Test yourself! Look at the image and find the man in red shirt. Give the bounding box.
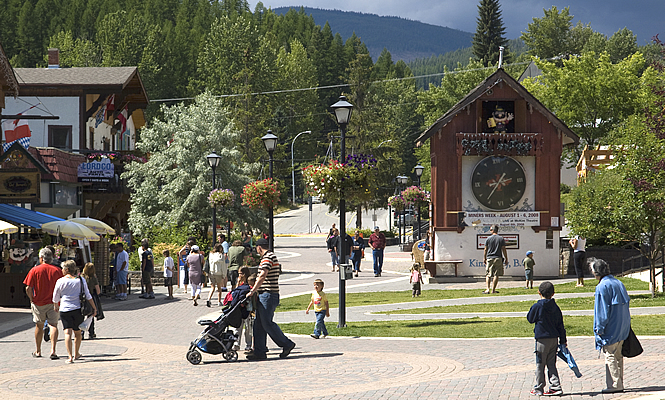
[368,226,387,277]
[23,248,63,359]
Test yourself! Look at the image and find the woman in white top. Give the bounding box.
[53,260,96,363]
[569,235,587,287]
[206,243,228,307]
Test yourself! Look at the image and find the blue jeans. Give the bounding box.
[313,311,328,337]
[372,249,384,274]
[330,251,339,266]
[352,257,361,271]
[253,292,294,356]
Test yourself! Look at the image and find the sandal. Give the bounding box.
[32,352,42,358]
[75,354,82,360]
[49,354,59,360]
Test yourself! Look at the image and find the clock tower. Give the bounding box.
[416,69,579,279]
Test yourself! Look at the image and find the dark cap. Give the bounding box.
[256,238,269,248]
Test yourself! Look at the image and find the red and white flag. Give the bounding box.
[117,105,128,133]
[2,105,36,151]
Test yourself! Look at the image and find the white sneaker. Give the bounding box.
[232,344,240,351]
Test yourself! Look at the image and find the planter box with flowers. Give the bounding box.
[302,153,378,205]
[241,178,281,210]
[208,188,235,209]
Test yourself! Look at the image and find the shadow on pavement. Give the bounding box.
[404,319,499,328]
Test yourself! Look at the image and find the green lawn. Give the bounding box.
[280,314,665,338]
[376,293,665,314]
[276,277,649,312]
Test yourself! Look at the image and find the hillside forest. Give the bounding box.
[0,0,662,213]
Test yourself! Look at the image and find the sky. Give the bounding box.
[251,0,664,44]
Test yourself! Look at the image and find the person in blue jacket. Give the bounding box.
[590,258,631,394]
[526,281,566,396]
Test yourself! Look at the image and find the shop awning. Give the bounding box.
[0,204,64,229]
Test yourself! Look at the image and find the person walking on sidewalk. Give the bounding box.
[590,258,631,394]
[227,240,246,290]
[24,248,62,359]
[483,225,508,294]
[206,243,227,307]
[351,230,365,277]
[187,245,204,306]
[368,226,386,277]
[526,281,566,396]
[81,262,101,339]
[306,279,329,339]
[246,238,296,361]
[570,236,587,287]
[139,240,155,299]
[327,228,340,272]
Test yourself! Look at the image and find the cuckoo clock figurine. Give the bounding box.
[487,105,514,133]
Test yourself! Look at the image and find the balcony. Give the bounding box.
[455,132,543,157]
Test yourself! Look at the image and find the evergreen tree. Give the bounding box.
[471,0,509,67]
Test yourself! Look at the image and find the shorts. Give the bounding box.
[31,303,59,326]
[209,274,225,286]
[60,309,84,331]
[228,269,239,287]
[485,258,504,277]
[141,270,153,284]
[163,276,173,287]
[116,269,128,285]
[525,269,534,281]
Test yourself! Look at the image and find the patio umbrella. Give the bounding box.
[69,217,116,235]
[41,220,100,241]
[0,220,18,234]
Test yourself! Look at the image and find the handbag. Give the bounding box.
[79,277,94,317]
[622,327,643,358]
[92,291,105,320]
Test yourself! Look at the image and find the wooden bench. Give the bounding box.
[424,260,464,277]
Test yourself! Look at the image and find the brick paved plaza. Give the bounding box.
[1,237,664,400]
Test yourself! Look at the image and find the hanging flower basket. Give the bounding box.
[388,195,406,211]
[401,186,430,208]
[241,178,281,210]
[208,188,235,209]
[302,153,378,204]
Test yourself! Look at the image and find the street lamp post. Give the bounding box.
[414,164,425,241]
[291,130,311,205]
[397,175,408,245]
[261,130,278,252]
[331,95,353,328]
[206,151,222,246]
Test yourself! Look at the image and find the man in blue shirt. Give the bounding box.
[590,258,630,394]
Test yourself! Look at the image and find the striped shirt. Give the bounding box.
[258,251,281,293]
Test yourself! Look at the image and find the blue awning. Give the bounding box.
[0,204,64,229]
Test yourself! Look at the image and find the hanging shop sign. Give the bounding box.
[78,159,114,183]
[0,171,40,202]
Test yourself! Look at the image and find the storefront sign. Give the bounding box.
[477,234,520,250]
[78,159,114,183]
[0,171,40,202]
[464,211,540,227]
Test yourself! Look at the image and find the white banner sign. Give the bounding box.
[464,211,540,227]
[77,159,114,182]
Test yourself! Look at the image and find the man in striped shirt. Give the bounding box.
[246,238,296,360]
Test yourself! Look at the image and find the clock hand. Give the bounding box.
[487,173,506,200]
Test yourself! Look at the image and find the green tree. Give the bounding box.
[123,92,264,238]
[13,1,43,67]
[522,52,646,157]
[46,31,100,67]
[608,28,638,63]
[521,6,574,59]
[471,0,509,67]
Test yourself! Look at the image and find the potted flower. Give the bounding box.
[208,188,235,209]
[388,195,406,211]
[302,153,378,205]
[241,178,281,210]
[401,186,429,208]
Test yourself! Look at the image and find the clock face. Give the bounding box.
[471,156,526,210]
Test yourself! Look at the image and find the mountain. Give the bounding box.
[272,7,473,63]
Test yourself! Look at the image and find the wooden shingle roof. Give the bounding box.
[415,68,579,147]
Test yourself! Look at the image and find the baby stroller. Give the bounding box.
[186,295,247,365]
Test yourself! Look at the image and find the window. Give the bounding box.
[48,125,72,149]
[89,127,95,151]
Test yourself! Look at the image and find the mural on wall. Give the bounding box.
[5,239,39,273]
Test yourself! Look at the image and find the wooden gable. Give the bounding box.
[0,142,48,203]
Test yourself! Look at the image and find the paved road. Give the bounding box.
[275,204,392,234]
[1,236,663,400]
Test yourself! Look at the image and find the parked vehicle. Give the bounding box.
[395,210,416,227]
